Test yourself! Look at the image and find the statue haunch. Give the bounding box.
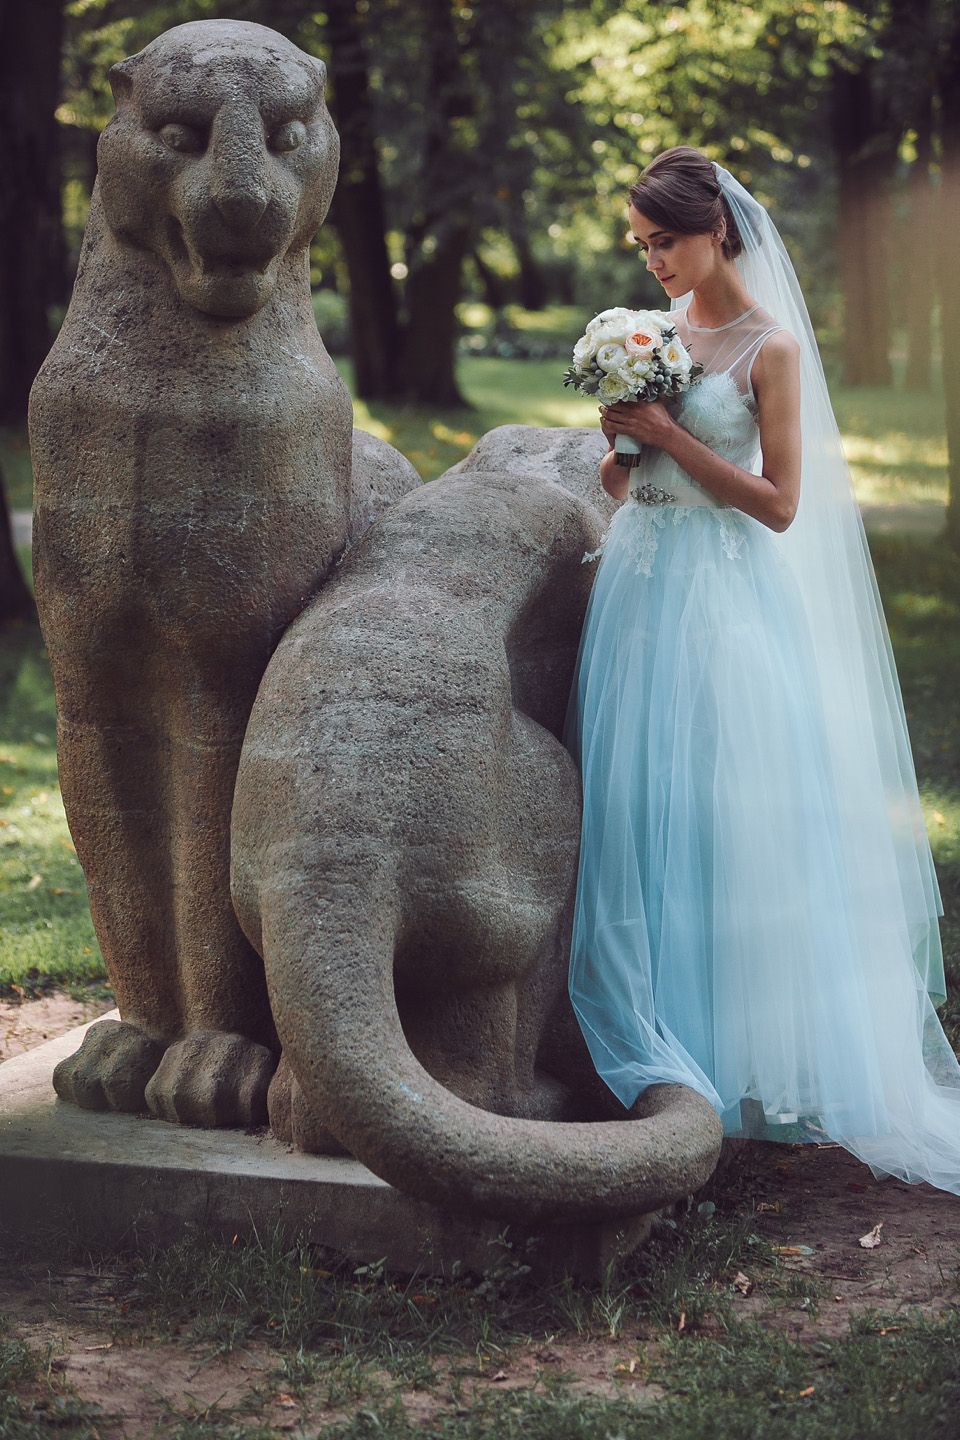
[29,20,417,1124]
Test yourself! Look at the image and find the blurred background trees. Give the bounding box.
[1,0,959,552]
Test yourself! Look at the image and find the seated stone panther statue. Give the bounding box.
[30,19,418,1123]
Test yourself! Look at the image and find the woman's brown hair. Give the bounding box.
[629,147,743,260]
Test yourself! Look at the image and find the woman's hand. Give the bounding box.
[599,398,678,450]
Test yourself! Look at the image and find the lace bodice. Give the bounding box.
[602,305,784,577]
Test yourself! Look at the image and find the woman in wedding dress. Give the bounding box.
[567,146,960,1192]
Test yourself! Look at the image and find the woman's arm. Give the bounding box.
[599,331,803,532]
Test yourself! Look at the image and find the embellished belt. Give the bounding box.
[631,482,728,509]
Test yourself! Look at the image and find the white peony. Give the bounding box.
[572,333,598,364]
[588,306,637,332]
[597,372,632,403]
[619,355,654,386]
[631,309,669,337]
[595,342,630,372]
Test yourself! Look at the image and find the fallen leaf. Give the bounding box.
[859,1222,883,1249]
[799,1386,815,1397]
[677,1311,686,1333]
[83,1344,113,1352]
[491,1370,509,1382]
[933,810,945,824]
[733,1271,754,1295]
[26,875,41,890]
[772,1245,816,1256]
[756,1201,781,1214]
[834,1295,844,1303]
[276,1394,297,1408]
[846,1182,869,1192]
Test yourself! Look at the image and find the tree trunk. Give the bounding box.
[401,226,470,406]
[938,18,960,548]
[0,0,65,424]
[831,63,896,387]
[0,479,36,627]
[324,0,404,401]
[510,227,548,313]
[904,99,934,393]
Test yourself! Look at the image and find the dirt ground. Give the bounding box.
[0,988,115,1062]
[2,992,959,1434]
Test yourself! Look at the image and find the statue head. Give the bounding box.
[97,20,339,319]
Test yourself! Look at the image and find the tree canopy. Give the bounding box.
[2,0,959,550]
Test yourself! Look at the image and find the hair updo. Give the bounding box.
[628,147,743,261]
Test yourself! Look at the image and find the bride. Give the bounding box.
[567,146,960,1192]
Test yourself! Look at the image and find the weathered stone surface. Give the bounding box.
[232,466,722,1224]
[145,1031,276,1127]
[53,1020,165,1113]
[3,1021,659,1282]
[447,423,615,524]
[29,20,415,1121]
[349,429,422,545]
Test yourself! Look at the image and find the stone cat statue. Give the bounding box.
[232,462,722,1223]
[30,19,417,1123]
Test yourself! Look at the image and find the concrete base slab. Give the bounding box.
[0,1016,653,1279]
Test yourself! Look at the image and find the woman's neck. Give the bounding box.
[685,270,755,329]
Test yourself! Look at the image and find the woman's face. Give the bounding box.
[628,205,723,298]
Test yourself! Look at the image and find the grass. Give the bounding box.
[0,628,104,996]
[1,1185,958,1438]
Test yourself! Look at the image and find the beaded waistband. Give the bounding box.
[631,482,728,509]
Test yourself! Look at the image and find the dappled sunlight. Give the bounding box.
[921,790,960,869]
[889,590,960,623]
[349,356,602,481]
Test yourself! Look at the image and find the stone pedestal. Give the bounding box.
[0,1017,653,1280]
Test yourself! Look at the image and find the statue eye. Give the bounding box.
[271,120,307,154]
[158,123,204,154]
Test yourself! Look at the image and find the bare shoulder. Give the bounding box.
[755,328,801,375]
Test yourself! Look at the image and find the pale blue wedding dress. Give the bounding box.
[568,304,960,1191]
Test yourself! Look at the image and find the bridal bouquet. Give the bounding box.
[563,308,702,467]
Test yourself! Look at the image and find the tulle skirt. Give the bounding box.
[568,500,960,1191]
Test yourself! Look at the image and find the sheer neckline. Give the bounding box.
[681,304,760,333]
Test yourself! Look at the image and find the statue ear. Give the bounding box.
[108,57,137,105]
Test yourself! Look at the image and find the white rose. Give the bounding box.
[595,342,629,372]
[597,372,632,403]
[661,337,692,373]
[624,328,658,358]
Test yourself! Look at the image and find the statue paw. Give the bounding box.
[53,1020,166,1113]
[144,1031,277,1128]
[268,1054,351,1155]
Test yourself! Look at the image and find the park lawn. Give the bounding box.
[0,357,956,1004]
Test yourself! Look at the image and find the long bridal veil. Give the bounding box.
[676,166,959,1189]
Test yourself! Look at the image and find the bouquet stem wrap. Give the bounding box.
[614,434,643,468]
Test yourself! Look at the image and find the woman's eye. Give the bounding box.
[158,123,204,154]
[271,120,307,153]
